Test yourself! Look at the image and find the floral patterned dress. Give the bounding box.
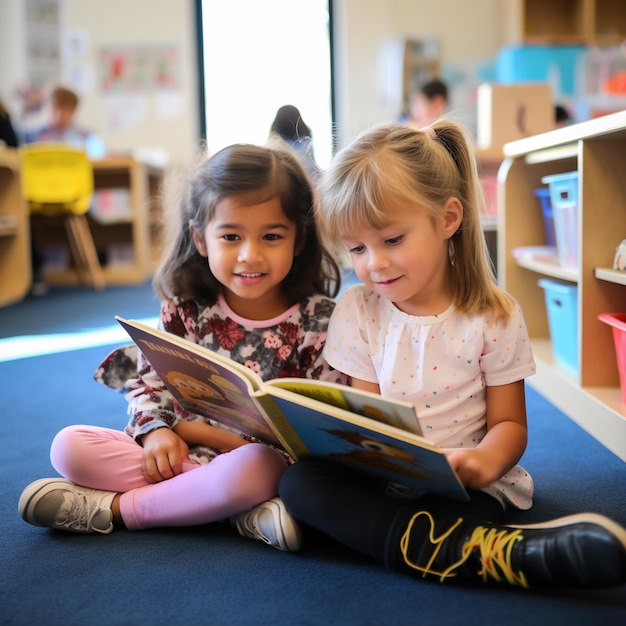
[95,293,340,461]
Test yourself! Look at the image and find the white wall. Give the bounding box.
[62,0,199,164]
[0,0,27,101]
[332,0,512,146]
[0,0,199,165]
[0,0,512,162]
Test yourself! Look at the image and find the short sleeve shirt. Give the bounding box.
[324,285,537,509]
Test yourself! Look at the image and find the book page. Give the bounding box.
[268,378,422,436]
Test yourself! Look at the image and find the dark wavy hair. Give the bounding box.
[270,105,312,142]
[153,143,340,304]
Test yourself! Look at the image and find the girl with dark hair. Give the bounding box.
[19,143,341,552]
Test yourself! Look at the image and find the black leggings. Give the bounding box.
[279,458,505,563]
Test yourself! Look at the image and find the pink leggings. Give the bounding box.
[50,425,287,531]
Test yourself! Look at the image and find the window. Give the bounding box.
[198,0,333,168]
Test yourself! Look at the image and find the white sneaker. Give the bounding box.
[19,478,115,534]
[231,497,303,552]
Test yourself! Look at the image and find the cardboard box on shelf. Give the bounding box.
[476,83,553,151]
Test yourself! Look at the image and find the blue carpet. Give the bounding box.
[0,284,625,625]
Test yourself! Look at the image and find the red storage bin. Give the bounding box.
[598,313,626,405]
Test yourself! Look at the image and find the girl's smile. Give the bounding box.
[234,271,266,285]
[372,276,401,287]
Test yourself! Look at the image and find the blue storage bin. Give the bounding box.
[533,187,556,246]
[542,172,579,269]
[495,45,585,96]
[538,278,578,373]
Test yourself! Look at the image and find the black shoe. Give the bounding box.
[394,511,626,589]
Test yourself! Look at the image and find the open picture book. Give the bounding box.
[116,317,469,502]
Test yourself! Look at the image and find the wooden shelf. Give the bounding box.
[33,156,164,287]
[595,267,626,286]
[0,149,30,307]
[515,0,626,45]
[0,152,164,305]
[514,256,579,282]
[499,110,626,462]
[0,215,18,235]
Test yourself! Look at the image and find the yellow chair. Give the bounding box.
[20,143,105,290]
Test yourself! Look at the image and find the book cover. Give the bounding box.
[116,317,282,447]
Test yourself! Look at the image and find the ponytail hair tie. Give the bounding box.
[423,126,436,139]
